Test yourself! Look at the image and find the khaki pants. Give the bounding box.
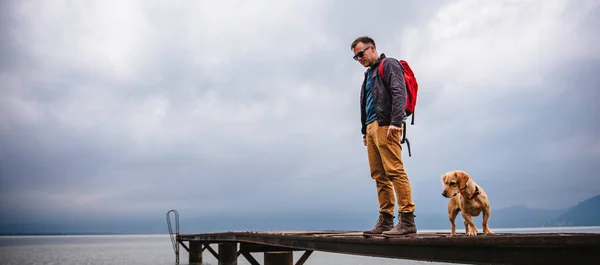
[365,121,416,216]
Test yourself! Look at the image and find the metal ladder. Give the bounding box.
[166,209,180,264]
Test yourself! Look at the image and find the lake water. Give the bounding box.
[1,226,598,265]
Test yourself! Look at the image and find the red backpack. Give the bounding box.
[378,58,419,157]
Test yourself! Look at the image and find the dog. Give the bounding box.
[441,170,494,236]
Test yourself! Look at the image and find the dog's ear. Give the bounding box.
[456,171,470,189]
[441,173,447,183]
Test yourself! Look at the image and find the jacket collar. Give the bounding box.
[375,53,387,64]
[366,53,387,72]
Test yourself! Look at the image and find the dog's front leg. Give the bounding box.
[483,209,495,235]
[449,209,459,236]
[461,212,478,236]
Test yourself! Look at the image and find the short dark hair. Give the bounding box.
[351,36,376,50]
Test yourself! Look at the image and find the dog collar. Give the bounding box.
[469,186,481,200]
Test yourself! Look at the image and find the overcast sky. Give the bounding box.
[1,0,599,226]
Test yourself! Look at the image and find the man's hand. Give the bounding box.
[387,125,402,140]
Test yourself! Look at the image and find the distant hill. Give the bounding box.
[425,194,600,230]
[1,194,599,235]
[491,205,565,228]
[411,205,566,230]
[544,194,600,227]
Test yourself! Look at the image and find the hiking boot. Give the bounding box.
[382,212,417,237]
[363,212,394,236]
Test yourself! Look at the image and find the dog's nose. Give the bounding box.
[442,191,446,197]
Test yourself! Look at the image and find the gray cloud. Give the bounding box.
[1,0,599,228]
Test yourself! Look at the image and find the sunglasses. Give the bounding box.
[353,46,372,61]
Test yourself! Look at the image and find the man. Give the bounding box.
[351,36,417,237]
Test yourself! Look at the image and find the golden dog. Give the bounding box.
[441,170,494,236]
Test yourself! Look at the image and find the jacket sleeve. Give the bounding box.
[383,59,407,127]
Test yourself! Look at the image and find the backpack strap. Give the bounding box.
[401,121,411,157]
[377,58,386,77]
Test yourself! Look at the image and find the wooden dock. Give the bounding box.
[166,211,600,265]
